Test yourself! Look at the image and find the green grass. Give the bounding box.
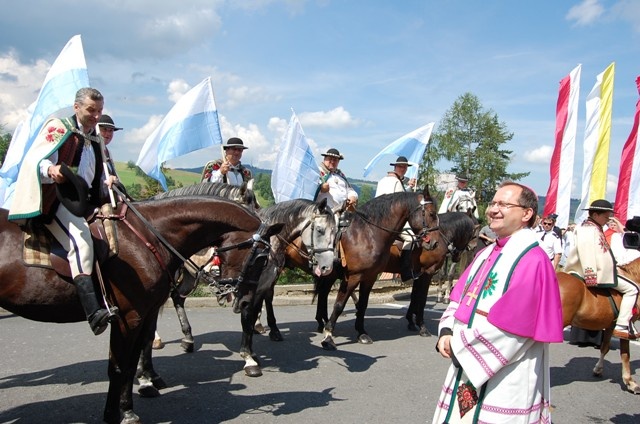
[114,162,202,188]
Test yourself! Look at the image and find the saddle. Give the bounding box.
[22,203,120,278]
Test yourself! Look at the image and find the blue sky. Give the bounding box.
[0,0,639,199]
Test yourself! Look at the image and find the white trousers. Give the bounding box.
[45,204,94,278]
[614,273,639,327]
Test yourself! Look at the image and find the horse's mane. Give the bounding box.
[260,199,330,238]
[357,192,428,223]
[148,182,258,209]
[438,211,476,249]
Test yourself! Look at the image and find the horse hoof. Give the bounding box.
[151,376,167,390]
[269,330,284,342]
[121,410,142,424]
[631,386,640,395]
[181,339,194,353]
[138,383,160,398]
[244,365,263,377]
[321,337,337,351]
[419,325,432,337]
[152,339,165,350]
[407,322,419,332]
[358,334,373,344]
[254,323,266,334]
[316,324,324,333]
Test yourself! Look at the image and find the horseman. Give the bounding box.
[438,173,479,219]
[201,137,254,189]
[8,87,119,336]
[375,156,417,283]
[564,199,640,340]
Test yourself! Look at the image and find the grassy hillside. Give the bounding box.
[114,162,202,188]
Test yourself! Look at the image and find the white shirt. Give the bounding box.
[610,232,640,266]
[535,229,563,261]
[316,172,357,209]
[375,173,405,197]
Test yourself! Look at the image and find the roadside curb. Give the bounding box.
[168,279,415,308]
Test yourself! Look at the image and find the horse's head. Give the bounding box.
[407,186,440,250]
[453,190,478,219]
[299,198,336,277]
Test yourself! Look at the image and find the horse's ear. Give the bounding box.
[239,183,247,195]
[265,222,285,238]
[422,185,431,198]
[317,197,328,210]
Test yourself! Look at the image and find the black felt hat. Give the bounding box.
[97,114,122,131]
[55,163,89,217]
[390,156,412,166]
[456,174,469,182]
[223,137,248,149]
[321,148,344,160]
[584,199,614,212]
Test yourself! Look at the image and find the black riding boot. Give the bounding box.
[73,275,118,335]
[400,249,414,282]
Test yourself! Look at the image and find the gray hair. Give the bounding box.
[75,87,103,105]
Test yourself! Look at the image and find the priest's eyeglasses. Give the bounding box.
[488,201,525,210]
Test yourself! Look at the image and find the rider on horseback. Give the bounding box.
[565,199,640,340]
[375,156,417,282]
[8,88,119,336]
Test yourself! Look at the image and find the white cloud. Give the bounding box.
[298,107,359,128]
[611,0,640,33]
[523,145,553,163]
[167,79,192,103]
[566,0,605,26]
[0,52,50,130]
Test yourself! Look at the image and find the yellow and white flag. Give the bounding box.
[574,62,615,224]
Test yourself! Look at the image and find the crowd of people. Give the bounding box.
[9,86,640,423]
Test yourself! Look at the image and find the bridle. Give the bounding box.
[279,209,336,269]
[112,186,272,303]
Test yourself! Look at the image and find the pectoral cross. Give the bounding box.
[464,283,481,306]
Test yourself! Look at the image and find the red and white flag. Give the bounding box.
[614,76,640,224]
[543,64,581,229]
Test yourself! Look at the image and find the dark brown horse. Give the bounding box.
[314,188,440,350]
[558,259,640,394]
[0,196,281,424]
[387,211,478,337]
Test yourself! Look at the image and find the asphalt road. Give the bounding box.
[1,296,639,424]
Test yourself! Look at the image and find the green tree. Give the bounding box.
[419,92,528,203]
[252,172,274,206]
[357,183,375,204]
[0,126,11,167]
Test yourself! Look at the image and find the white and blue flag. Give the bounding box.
[136,77,222,191]
[363,122,434,180]
[0,34,89,208]
[271,110,319,202]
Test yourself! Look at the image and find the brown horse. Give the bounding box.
[386,211,478,337]
[315,187,440,350]
[558,259,640,394]
[0,196,281,424]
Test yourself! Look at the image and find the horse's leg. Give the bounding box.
[152,331,164,350]
[254,307,266,334]
[264,286,283,341]
[593,327,612,378]
[444,261,457,304]
[315,276,333,333]
[407,275,432,337]
[239,293,262,377]
[321,279,351,350]
[136,318,167,398]
[104,313,156,424]
[354,281,374,344]
[171,289,195,353]
[619,338,640,394]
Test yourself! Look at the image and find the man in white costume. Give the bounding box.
[433,181,564,423]
[375,156,416,282]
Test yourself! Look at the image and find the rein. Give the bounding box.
[354,199,440,242]
[111,187,271,294]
